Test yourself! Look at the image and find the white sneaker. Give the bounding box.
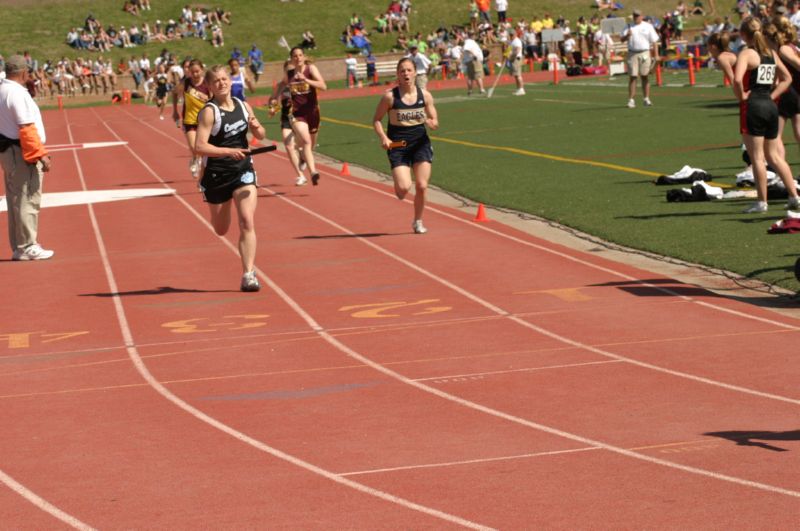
[240,271,260,292]
[12,243,54,261]
[627,99,635,108]
[786,196,800,210]
[189,158,199,177]
[412,220,428,234]
[295,175,308,186]
[644,98,653,106]
[743,201,768,213]
[513,88,526,96]
[159,115,164,120]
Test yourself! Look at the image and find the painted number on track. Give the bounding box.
[339,299,452,319]
[161,315,270,334]
[0,331,89,349]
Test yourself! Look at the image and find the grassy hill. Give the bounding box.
[0,0,737,67]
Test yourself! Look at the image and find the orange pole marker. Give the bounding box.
[688,54,696,86]
[723,73,731,87]
[656,62,662,87]
[57,95,63,110]
[552,58,559,85]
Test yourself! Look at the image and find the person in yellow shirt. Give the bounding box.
[541,13,555,29]
[530,16,543,34]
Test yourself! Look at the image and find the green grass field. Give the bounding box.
[260,70,800,293]
[0,0,735,67]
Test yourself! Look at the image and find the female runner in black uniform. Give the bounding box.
[734,17,799,213]
[194,64,266,291]
[372,57,439,233]
[767,18,800,213]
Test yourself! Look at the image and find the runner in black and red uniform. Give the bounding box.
[767,18,800,168]
[284,47,326,186]
[734,16,799,213]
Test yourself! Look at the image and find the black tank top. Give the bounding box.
[387,86,427,141]
[203,97,252,175]
[745,52,776,99]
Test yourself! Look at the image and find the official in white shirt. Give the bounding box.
[621,9,660,108]
[408,46,432,90]
[0,55,53,260]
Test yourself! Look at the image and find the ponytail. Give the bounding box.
[740,16,771,56]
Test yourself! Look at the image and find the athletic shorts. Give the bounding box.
[627,51,652,77]
[200,167,257,204]
[467,59,484,80]
[183,123,198,133]
[778,87,800,118]
[387,136,433,168]
[510,56,523,76]
[741,96,779,139]
[292,108,320,134]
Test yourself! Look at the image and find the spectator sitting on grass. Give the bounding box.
[209,6,232,25]
[376,13,389,33]
[211,24,224,47]
[123,1,139,16]
[301,29,316,49]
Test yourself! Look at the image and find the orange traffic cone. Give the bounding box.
[473,203,489,222]
[340,162,351,176]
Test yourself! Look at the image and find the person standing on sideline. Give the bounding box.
[372,58,439,234]
[194,65,266,291]
[0,55,53,261]
[495,0,508,24]
[621,9,659,108]
[509,28,525,95]
[408,45,431,90]
[463,33,486,95]
[734,17,800,213]
[228,57,255,101]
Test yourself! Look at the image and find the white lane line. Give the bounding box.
[92,111,494,530]
[116,108,800,499]
[0,469,95,530]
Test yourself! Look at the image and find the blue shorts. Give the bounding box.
[387,136,434,168]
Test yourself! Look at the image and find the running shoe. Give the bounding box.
[189,157,199,177]
[311,172,320,186]
[240,271,261,292]
[627,99,635,108]
[412,220,428,234]
[786,196,800,210]
[12,243,54,261]
[644,98,653,106]
[743,201,768,213]
[513,88,526,96]
[295,175,308,186]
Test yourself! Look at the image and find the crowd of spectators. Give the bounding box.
[65,4,233,53]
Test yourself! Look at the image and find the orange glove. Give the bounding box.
[18,124,48,164]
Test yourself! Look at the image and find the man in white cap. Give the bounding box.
[0,55,53,260]
[621,8,659,108]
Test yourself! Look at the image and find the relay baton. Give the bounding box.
[388,140,407,149]
[248,145,278,155]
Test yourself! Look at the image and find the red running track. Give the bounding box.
[0,104,798,529]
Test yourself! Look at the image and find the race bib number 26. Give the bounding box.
[756,64,776,85]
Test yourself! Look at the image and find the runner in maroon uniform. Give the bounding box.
[284,47,326,185]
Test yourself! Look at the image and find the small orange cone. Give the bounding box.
[473,203,489,222]
[340,162,351,176]
[249,135,261,147]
